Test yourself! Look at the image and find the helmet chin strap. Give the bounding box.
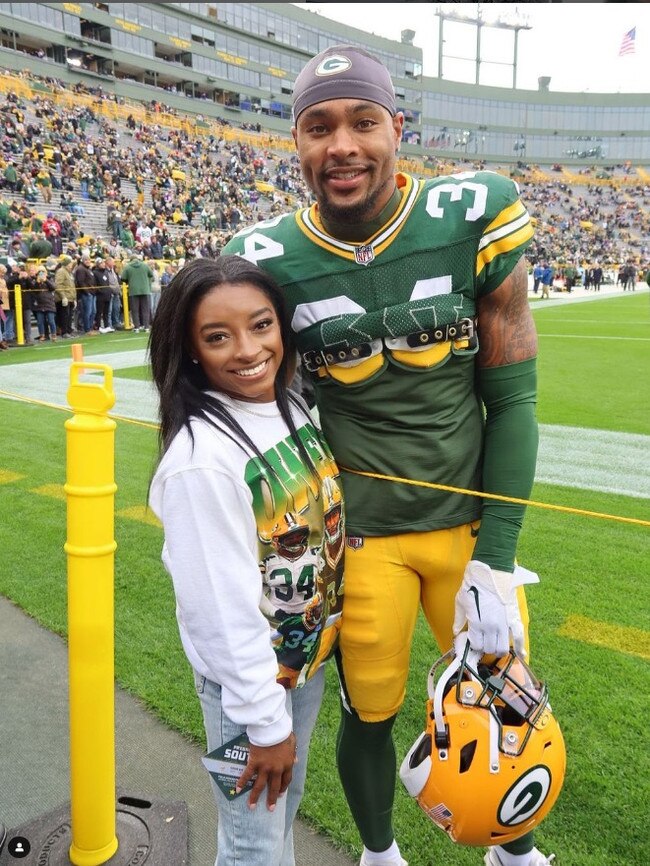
[428,645,475,758]
[429,644,501,772]
[429,652,458,760]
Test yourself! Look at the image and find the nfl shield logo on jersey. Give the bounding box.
[354,244,375,266]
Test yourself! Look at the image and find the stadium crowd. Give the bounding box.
[0,70,648,350]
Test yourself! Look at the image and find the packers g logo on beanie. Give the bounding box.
[292,44,396,123]
[315,55,353,76]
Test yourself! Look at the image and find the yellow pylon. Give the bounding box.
[15,281,25,345]
[64,362,119,866]
[121,281,132,330]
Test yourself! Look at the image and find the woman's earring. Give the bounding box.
[192,358,198,365]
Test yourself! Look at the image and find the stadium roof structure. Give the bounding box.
[0,2,647,167]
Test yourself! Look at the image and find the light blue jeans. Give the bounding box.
[3,309,14,341]
[194,666,325,866]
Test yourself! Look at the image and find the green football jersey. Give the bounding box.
[223,171,533,536]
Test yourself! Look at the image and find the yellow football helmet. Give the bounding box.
[270,512,310,562]
[399,642,566,847]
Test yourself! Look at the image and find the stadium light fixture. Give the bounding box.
[435,3,532,88]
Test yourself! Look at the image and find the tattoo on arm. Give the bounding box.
[477,258,538,367]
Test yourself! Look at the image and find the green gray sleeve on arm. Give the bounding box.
[471,357,538,573]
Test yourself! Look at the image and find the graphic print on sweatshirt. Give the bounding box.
[244,421,344,687]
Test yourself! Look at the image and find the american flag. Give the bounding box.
[618,27,636,57]
[427,802,453,827]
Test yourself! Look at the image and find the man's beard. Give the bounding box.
[317,175,389,225]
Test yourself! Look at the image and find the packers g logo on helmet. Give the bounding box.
[399,643,565,847]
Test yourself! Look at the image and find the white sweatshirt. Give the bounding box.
[149,395,344,747]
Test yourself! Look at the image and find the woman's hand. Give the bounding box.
[236,731,297,811]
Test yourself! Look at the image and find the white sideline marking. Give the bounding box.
[1,351,649,499]
[535,319,643,325]
[0,349,158,422]
[537,425,650,500]
[538,334,650,341]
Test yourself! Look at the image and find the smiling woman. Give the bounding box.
[189,281,283,404]
[146,256,345,866]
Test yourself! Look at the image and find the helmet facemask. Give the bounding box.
[399,642,566,846]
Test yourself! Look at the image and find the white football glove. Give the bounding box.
[453,560,539,657]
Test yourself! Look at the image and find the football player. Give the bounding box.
[224,44,551,866]
[322,475,345,569]
[261,512,320,614]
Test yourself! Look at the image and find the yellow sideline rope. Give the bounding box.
[2,388,649,528]
[340,466,650,528]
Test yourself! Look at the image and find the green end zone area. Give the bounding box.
[1,293,649,865]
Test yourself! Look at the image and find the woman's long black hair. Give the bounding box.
[148,255,317,476]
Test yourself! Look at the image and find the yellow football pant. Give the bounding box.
[339,523,530,721]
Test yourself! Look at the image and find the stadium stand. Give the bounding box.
[0,70,647,348]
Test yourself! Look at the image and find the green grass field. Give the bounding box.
[1,293,649,865]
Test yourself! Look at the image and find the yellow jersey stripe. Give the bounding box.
[482,198,527,238]
[476,222,535,276]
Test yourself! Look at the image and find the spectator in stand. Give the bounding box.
[10,235,30,261]
[43,212,61,238]
[149,230,164,260]
[21,171,38,202]
[150,262,162,318]
[592,263,603,293]
[564,264,576,294]
[4,160,18,192]
[29,231,53,262]
[93,257,114,333]
[121,251,153,332]
[135,174,145,208]
[68,218,82,242]
[2,265,15,344]
[61,191,85,216]
[6,261,37,344]
[54,254,76,338]
[6,205,25,233]
[33,266,57,341]
[541,262,553,299]
[108,208,123,241]
[105,256,122,329]
[120,222,136,248]
[74,252,97,335]
[0,264,9,349]
[136,220,152,245]
[35,166,52,204]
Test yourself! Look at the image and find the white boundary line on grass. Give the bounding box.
[1,348,648,500]
[538,334,650,341]
[529,284,648,309]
